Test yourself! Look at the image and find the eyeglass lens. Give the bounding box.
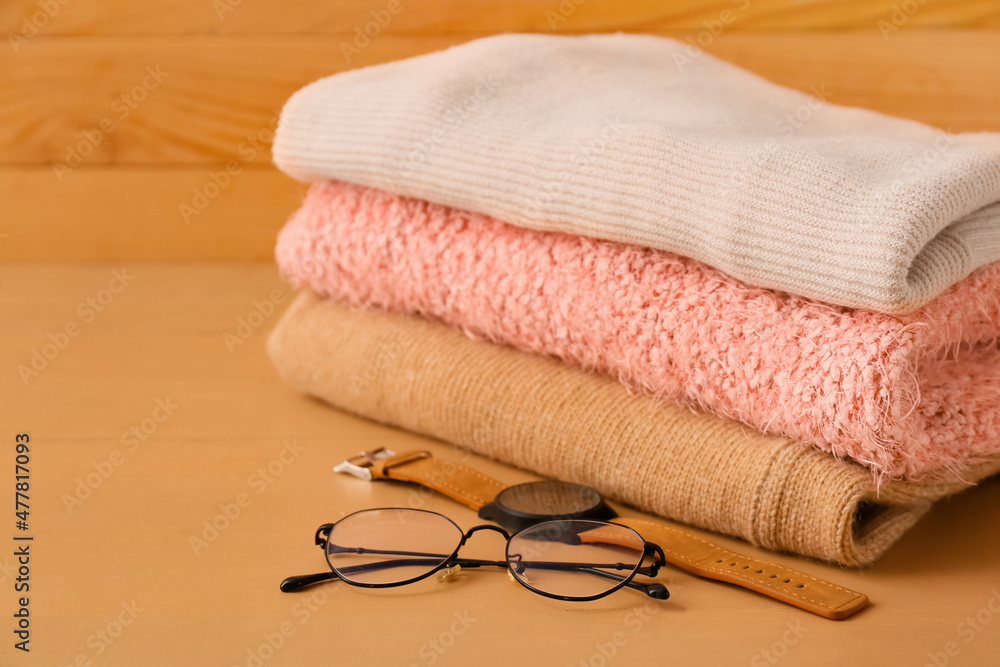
[507,520,645,599]
[327,508,463,585]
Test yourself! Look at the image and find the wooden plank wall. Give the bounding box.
[1,1,998,261]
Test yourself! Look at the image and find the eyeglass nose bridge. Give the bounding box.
[459,523,511,547]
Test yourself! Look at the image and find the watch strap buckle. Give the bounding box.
[333,447,396,481]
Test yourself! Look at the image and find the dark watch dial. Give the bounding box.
[478,480,618,532]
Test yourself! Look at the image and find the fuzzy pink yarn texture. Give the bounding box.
[275,181,1000,481]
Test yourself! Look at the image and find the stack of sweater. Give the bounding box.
[266,33,1000,566]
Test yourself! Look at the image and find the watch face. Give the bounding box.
[496,480,603,518]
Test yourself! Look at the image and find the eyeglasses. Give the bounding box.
[280,508,669,602]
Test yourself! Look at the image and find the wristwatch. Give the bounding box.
[334,448,870,620]
[478,479,617,531]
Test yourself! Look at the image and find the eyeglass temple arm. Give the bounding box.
[563,564,668,600]
[508,555,668,600]
[280,571,339,592]
[281,525,350,592]
[628,542,669,598]
[279,555,508,593]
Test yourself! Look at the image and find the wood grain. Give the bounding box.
[2,30,998,168]
[1,0,998,34]
[0,166,303,261]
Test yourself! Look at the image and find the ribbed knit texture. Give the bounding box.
[267,291,1000,566]
[275,181,1000,481]
[272,32,1000,313]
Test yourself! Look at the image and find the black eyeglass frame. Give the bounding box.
[280,507,669,602]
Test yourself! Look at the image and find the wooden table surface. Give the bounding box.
[2,263,1000,666]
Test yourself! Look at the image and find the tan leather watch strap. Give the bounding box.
[347,449,869,619]
[368,450,506,511]
[614,518,869,620]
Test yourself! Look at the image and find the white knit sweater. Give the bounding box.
[273,33,1000,313]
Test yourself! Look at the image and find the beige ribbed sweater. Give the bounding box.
[273,33,1000,313]
[267,292,1000,566]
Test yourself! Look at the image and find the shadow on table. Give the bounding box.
[870,477,1000,577]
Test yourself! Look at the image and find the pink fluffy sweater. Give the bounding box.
[276,181,1000,481]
